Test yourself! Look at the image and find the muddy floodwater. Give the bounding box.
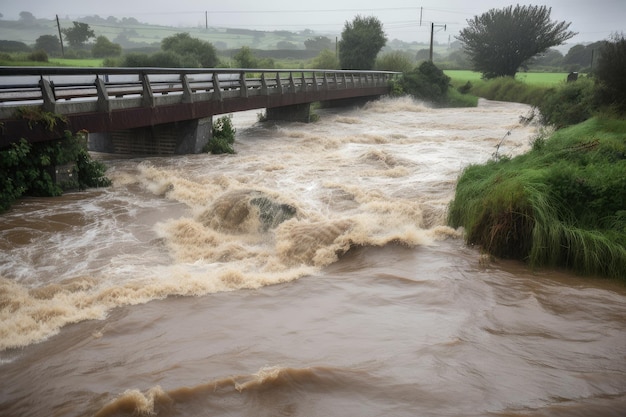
[1,97,625,417]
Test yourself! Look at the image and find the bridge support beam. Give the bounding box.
[88,117,212,155]
[266,103,311,123]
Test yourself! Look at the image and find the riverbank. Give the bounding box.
[448,116,626,280]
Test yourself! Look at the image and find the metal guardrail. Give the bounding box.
[0,67,399,118]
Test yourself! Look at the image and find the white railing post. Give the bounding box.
[141,73,154,107]
[39,77,57,113]
[95,76,110,112]
[212,72,222,101]
[181,73,193,103]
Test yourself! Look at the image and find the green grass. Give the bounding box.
[49,58,105,67]
[445,70,577,86]
[448,117,626,280]
[0,57,105,67]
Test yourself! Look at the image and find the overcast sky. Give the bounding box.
[1,0,624,44]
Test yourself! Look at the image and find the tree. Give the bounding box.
[161,33,217,67]
[35,35,61,56]
[233,46,258,68]
[529,48,564,69]
[400,61,450,105]
[277,41,298,50]
[92,36,122,58]
[457,5,575,78]
[338,15,387,69]
[62,21,95,49]
[0,40,30,53]
[19,11,36,23]
[375,51,413,73]
[594,34,626,112]
[562,41,603,71]
[309,48,339,69]
[304,36,332,51]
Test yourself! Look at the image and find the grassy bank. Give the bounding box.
[448,117,626,280]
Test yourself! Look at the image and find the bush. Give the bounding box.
[27,49,48,62]
[149,51,183,67]
[308,49,339,69]
[1,131,111,212]
[400,61,450,105]
[538,76,596,127]
[204,115,236,154]
[445,87,479,107]
[375,51,414,73]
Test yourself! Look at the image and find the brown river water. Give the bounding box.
[1,97,625,417]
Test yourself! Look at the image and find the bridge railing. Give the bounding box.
[0,67,399,118]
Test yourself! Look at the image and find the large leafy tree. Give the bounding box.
[62,22,95,49]
[339,15,387,70]
[35,35,61,56]
[161,33,217,68]
[457,5,575,78]
[92,36,122,58]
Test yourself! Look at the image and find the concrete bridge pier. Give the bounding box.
[266,103,311,123]
[88,117,212,155]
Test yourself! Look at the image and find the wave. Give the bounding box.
[2,97,537,352]
[93,365,415,417]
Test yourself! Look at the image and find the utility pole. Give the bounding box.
[429,22,446,62]
[205,11,208,30]
[56,15,65,58]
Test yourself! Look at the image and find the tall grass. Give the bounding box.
[462,77,552,107]
[448,117,626,280]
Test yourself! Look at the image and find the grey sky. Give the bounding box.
[1,0,624,44]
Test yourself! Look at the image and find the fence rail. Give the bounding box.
[0,67,398,117]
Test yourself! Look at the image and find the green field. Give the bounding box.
[445,70,576,86]
[49,58,105,67]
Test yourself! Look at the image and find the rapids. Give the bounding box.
[1,97,625,416]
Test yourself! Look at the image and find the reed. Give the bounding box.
[448,117,626,279]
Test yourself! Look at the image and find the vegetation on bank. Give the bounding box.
[448,118,626,279]
[446,35,625,280]
[1,127,111,212]
[204,115,237,154]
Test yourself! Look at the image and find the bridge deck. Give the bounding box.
[0,67,398,148]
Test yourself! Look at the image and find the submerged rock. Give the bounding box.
[199,189,297,233]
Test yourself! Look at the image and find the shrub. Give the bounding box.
[121,52,151,67]
[537,76,596,127]
[204,115,236,154]
[400,61,450,105]
[308,49,339,70]
[149,51,183,67]
[27,49,48,62]
[1,131,111,212]
[445,88,479,107]
[375,51,414,73]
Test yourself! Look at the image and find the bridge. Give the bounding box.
[0,67,398,154]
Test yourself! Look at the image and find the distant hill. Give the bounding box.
[0,15,427,53]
